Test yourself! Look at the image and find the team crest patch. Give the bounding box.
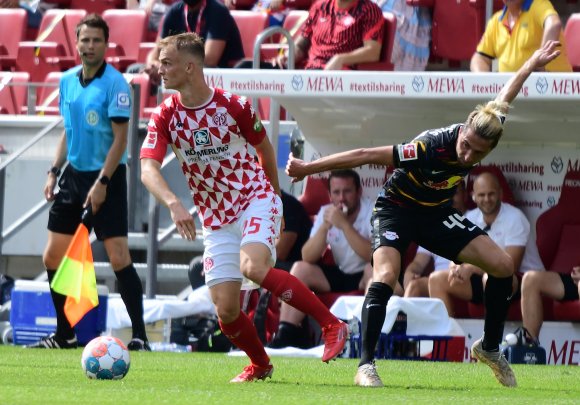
[382,230,399,241]
[117,92,130,109]
[143,132,157,149]
[212,112,227,126]
[86,110,99,126]
[253,115,263,132]
[204,257,214,273]
[194,129,212,147]
[398,143,418,161]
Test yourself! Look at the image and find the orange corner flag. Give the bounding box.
[50,223,99,327]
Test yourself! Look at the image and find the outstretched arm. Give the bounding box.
[495,40,561,109]
[286,146,393,182]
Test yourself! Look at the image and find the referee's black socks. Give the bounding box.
[46,268,76,340]
[482,274,513,352]
[359,282,392,366]
[115,264,148,341]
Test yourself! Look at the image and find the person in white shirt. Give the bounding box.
[429,171,543,316]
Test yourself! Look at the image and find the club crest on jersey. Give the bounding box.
[398,143,418,161]
[382,230,399,241]
[212,112,227,126]
[194,129,212,147]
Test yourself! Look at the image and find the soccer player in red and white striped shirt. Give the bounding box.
[140,32,348,383]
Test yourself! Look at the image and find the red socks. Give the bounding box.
[219,311,270,367]
[261,267,338,327]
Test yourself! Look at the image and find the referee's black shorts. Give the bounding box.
[371,197,487,264]
[48,164,128,240]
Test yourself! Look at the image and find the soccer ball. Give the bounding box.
[81,336,130,380]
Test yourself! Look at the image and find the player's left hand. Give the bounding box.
[530,40,561,69]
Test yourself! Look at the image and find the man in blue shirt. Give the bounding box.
[28,14,150,351]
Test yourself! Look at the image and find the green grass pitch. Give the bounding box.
[1,345,579,404]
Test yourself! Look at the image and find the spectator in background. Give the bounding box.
[403,182,466,298]
[141,0,244,85]
[429,172,544,317]
[269,170,373,349]
[249,0,384,70]
[275,190,312,272]
[470,0,572,72]
[373,0,431,71]
[126,0,178,35]
[521,265,580,346]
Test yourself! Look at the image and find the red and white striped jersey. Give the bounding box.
[140,88,274,229]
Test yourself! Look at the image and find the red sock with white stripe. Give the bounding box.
[261,267,338,327]
[219,311,270,367]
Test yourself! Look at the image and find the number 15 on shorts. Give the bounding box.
[242,217,262,237]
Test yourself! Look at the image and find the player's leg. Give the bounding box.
[270,261,329,349]
[457,235,516,387]
[521,271,567,341]
[98,166,148,350]
[355,245,401,388]
[240,196,347,363]
[28,166,81,348]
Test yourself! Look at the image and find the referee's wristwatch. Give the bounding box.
[98,175,110,186]
[47,166,60,177]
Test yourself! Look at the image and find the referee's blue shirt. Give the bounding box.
[59,63,131,171]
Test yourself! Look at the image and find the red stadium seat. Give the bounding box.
[0,72,29,115]
[564,13,580,72]
[103,9,147,71]
[34,71,62,116]
[407,0,486,64]
[123,72,151,120]
[70,0,125,15]
[356,11,397,71]
[0,9,27,70]
[16,9,87,83]
[535,169,580,321]
[231,10,269,59]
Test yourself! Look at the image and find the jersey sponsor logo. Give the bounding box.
[382,230,399,240]
[194,129,212,147]
[86,110,99,126]
[212,112,227,126]
[398,143,418,161]
[143,132,157,149]
[117,92,130,109]
[184,144,230,158]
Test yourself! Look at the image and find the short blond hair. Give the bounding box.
[158,32,205,64]
[465,101,510,148]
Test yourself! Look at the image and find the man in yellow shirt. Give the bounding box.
[470,0,571,72]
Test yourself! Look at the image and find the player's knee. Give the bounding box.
[214,302,240,324]
[240,257,269,281]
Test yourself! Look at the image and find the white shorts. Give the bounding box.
[202,194,283,289]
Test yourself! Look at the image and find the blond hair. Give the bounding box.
[464,101,510,148]
[158,32,205,64]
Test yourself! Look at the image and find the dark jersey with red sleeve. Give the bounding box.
[301,0,384,70]
[385,124,473,208]
[140,88,274,229]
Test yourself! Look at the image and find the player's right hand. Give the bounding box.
[169,201,196,241]
[285,153,308,183]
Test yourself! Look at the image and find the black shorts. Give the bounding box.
[371,197,487,263]
[560,273,580,301]
[319,263,363,292]
[48,164,128,240]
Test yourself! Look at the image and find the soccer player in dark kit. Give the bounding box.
[286,40,562,388]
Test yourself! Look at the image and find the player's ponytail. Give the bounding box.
[465,100,510,148]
